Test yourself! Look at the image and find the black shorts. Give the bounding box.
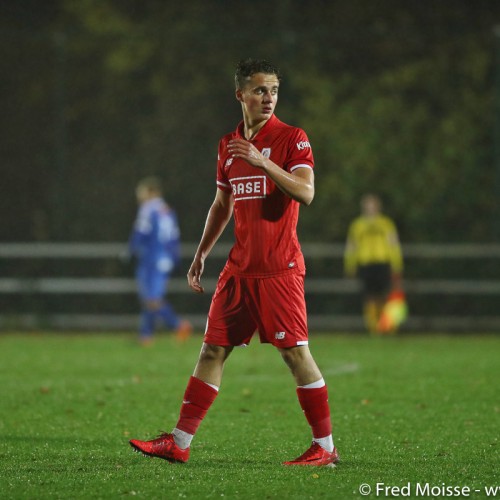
[358,263,392,297]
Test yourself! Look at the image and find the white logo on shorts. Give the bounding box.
[275,331,286,340]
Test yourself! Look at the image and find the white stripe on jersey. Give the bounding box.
[290,164,313,173]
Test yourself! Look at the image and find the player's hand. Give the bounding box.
[228,139,266,169]
[187,257,205,293]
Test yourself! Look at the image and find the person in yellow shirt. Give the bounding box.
[344,194,403,334]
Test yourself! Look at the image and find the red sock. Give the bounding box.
[175,376,219,435]
[296,385,332,439]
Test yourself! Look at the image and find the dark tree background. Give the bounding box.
[1,0,499,244]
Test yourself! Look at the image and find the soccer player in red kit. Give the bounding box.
[130,59,339,467]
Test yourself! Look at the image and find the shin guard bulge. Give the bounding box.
[175,376,219,435]
[296,385,332,439]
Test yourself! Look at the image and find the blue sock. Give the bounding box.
[158,302,180,329]
[140,309,156,337]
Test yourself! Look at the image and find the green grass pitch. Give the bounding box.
[0,332,498,499]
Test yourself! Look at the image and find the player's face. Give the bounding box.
[136,186,150,204]
[236,73,279,123]
[361,196,381,217]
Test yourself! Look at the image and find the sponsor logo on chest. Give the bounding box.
[230,175,267,201]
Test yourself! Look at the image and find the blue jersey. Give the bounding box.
[129,197,181,274]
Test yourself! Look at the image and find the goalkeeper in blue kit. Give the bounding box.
[129,176,192,345]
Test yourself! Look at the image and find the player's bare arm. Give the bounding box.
[227,138,315,205]
[187,189,234,293]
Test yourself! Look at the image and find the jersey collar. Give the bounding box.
[235,114,278,142]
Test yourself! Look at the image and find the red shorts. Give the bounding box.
[204,269,309,348]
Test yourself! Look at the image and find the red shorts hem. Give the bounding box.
[204,271,309,348]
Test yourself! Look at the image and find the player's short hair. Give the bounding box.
[235,58,282,89]
[137,176,162,194]
[362,193,381,206]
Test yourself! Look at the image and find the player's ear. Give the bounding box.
[235,88,244,103]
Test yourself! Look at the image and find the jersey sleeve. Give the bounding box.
[161,210,181,265]
[344,219,360,276]
[285,128,314,173]
[216,138,232,193]
[134,205,153,235]
[384,218,404,273]
[128,206,152,257]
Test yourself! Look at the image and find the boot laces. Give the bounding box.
[297,442,324,461]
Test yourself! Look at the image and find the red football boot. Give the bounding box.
[283,442,340,467]
[129,432,189,463]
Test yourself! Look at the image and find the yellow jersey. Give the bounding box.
[344,215,403,276]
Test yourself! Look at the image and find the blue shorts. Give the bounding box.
[136,266,169,301]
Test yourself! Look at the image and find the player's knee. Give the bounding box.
[279,345,309,369]
[199,343,232,364]
[144,299,161,311]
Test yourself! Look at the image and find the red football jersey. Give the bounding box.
[216,114,314,277]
